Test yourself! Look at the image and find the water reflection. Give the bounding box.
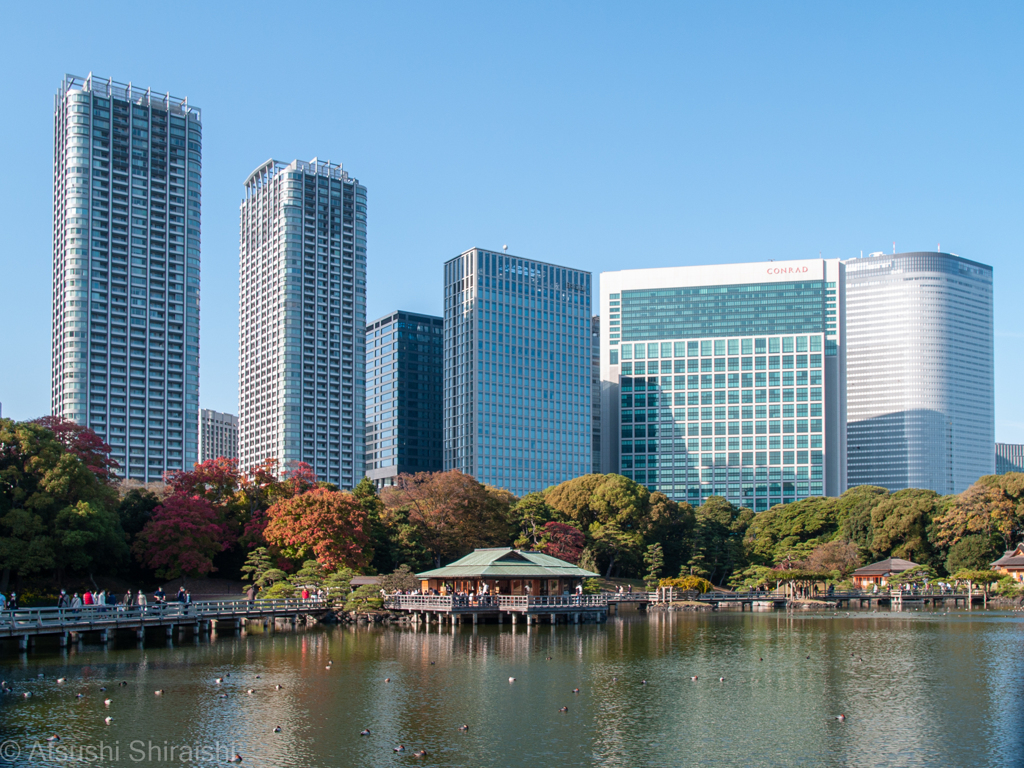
[0,610,1021,767]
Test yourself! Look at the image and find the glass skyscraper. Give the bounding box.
[600,260,847,511]
[845,251,994,494]
[365,310,444,488]
[238,158,366,487]
[51,74,201,480]
[443,248,592,497]
[996,443,1024,475]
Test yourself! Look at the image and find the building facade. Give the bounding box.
[995,443,1024,475]
[51,74,201,481]
[600,260,846,511]
[845,252,994,495]
[198,409,238,462]
[591,315,602,474]
[365,310,444,488]
[443,248,592,497]
[238,158,366,487]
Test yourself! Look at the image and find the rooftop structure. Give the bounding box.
[851,557,918,589]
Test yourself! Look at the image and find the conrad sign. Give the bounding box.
[767,266,810,275]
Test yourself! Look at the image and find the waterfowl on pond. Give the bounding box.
[57,677,66,683]
[47,735,60,742]
[154,690,164,695]
[691,676,698,681]
[413,749,428,757]
[458,724,469,731]
[393,745,405,753]
[360,729,371,736]
[836,714,846,722]
[105,717,112,724]
[275,684,283,690]
[559,706,568,712]
[573,688,580,694]
[215,678,223,684]
[384,678,391,683]
[228,753,243,763]
[104,699,112,706]
[273,726,281,733]
[508,677,516,683]
[246,689,255,695]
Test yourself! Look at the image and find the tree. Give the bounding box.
[886,564,937,589]
[345,584,383,611]
[382,470,508,567]
[117,488,161,539]
[241,546,275,586]
[132,493,232,581]
[945,534,1001,574]
[659,575,712,593]
[950,568,1000,596]
[801,539,861,576]
[53,501,129,582]
[836,485,889,554]
[688,497,753,586]
[870,489,947,566]
[745,496,839,566]
[642,493,695,577]
[264,488,371,570]
[289,559,327,591]
[380,564,419,593]
[643,543,664,591]
[32,416,119,483]
[543,474,608,529]
[935,476,1024,552]
[323,567,355,601]
[538,521,586,564]
[511,492,554,549]
[589,520,643,578]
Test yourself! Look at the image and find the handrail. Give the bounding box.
[0,598,329,632]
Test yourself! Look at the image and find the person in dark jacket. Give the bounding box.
[8,592,18,611]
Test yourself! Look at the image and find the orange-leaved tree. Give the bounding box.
[264,488,371,571]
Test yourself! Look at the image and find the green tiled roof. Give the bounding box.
[417,548,598,580]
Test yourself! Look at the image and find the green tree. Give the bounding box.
[744,496,839,566]
[642,542,664,591]
[544,474,608,529]
[688,497,753,586]
[836,485,890,554]
[240,546,275,587]
[380,563,420,593]
[289,559,327,591]
[117,488,161,540]
[53,501,129,582]
[886,564,937,589]
[935,475,1024,551]
[945,534,1001,574]
[511,492,554,549]
[344,583,383,611]
[323,567,355,601]
[870,489,948,568]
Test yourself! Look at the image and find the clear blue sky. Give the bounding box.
[1,2,1021,440]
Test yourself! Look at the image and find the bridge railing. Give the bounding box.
[0,598,328,632]
[383,594,609,611]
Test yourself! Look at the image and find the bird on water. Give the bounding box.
[360,729,371,736]
[458,724,469,731]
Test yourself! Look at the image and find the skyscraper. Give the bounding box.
[600,260,846,510]
[365,310,444,488]
[51,74,201,480]
[238,158,366,487]
[996,443,1024,475]
[845,251,994,494]
[198,409,238,463]
[443,248,592,497]
[591,315,602,474]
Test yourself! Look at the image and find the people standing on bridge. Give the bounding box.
[246,584,256,605]
[301,588,310,602]
[121,590,132,611]
[82,590,93,606]
[154,586,165,604]
[137,590,147,613]
[176,587,186,603]
[8,592,17,611]
[71,593,82,611]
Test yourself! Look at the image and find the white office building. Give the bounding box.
[444,248,592,496]
[845,251,994,494]
[51,74,201,480]
[238,158,366,487]
[600,259,846,511]
[198,408,238,462]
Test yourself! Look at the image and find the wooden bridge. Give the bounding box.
[0,598,330,652]
[383,594,610,625]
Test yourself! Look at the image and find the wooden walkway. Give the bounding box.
[0,599,329,651]
[384,594,609,625]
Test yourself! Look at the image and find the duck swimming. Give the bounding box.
[458,724,469,731]
[360,729,371,736]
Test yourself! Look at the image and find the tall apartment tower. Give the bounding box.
[601,260,847,511]
[846,251,994,494]
[591,315,602,474]
[365,310,444,488]
[443,248,592,497]
[198,409,238,462]
[51,74,201,480]
[238,158,367,487]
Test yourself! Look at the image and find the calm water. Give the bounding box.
[1,608,1022,767]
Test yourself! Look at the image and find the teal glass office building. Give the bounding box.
[600,260,847,511]
[444,248,592,496]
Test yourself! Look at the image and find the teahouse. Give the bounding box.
[852,557,919,589]
[417,548,597,596]
[991,543,1024,583]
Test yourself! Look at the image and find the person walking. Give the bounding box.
[8,592,18,611]
[137,590,147,614]
[121,590,132,611]
[246,584,256,606]
[176,587,186,603]
[154,586,165,604]
[71,593,83,610]
[82,590,93,607]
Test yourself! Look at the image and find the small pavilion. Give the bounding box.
[417,548,597,596]
[852,557,918,590]
[992,544,1024,583]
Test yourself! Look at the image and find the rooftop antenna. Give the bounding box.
[503,245,508,253]
[893,242,896,255]
[938,243,941,252]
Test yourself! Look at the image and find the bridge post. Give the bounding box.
[574,613,579,624]
[18,634,31,651]
[497,612,503,624]
[511,613,517,625]
[58,632,69,648]
[472,613,478,625]
[136,627,145,641]
[99,630,108,644]
[165,625,174,639]
[550,613,557,625]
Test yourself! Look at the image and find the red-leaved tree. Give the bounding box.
[540,521,586,564]
[33,415,119,482]
[264,488,371,570]
[132,493,232,581]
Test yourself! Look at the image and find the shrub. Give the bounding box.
[659,575,713,593]
[344,584,383,611]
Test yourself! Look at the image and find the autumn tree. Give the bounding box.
[800,538,861,576]
[32,415,119,483]
[538,521,585,564]
[132,493,232,582]
[264,488,371,570]
[382,470,509,567]
[935,475,1024,551]
[511,492,554,549]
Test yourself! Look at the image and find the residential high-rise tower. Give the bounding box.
[365,310,444,488]
[443,248,592,496]
[198,408,238,462]
[845,251,994,494]
[51,74,201,480]
[238,158,366,487]
[600,260,847,510]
